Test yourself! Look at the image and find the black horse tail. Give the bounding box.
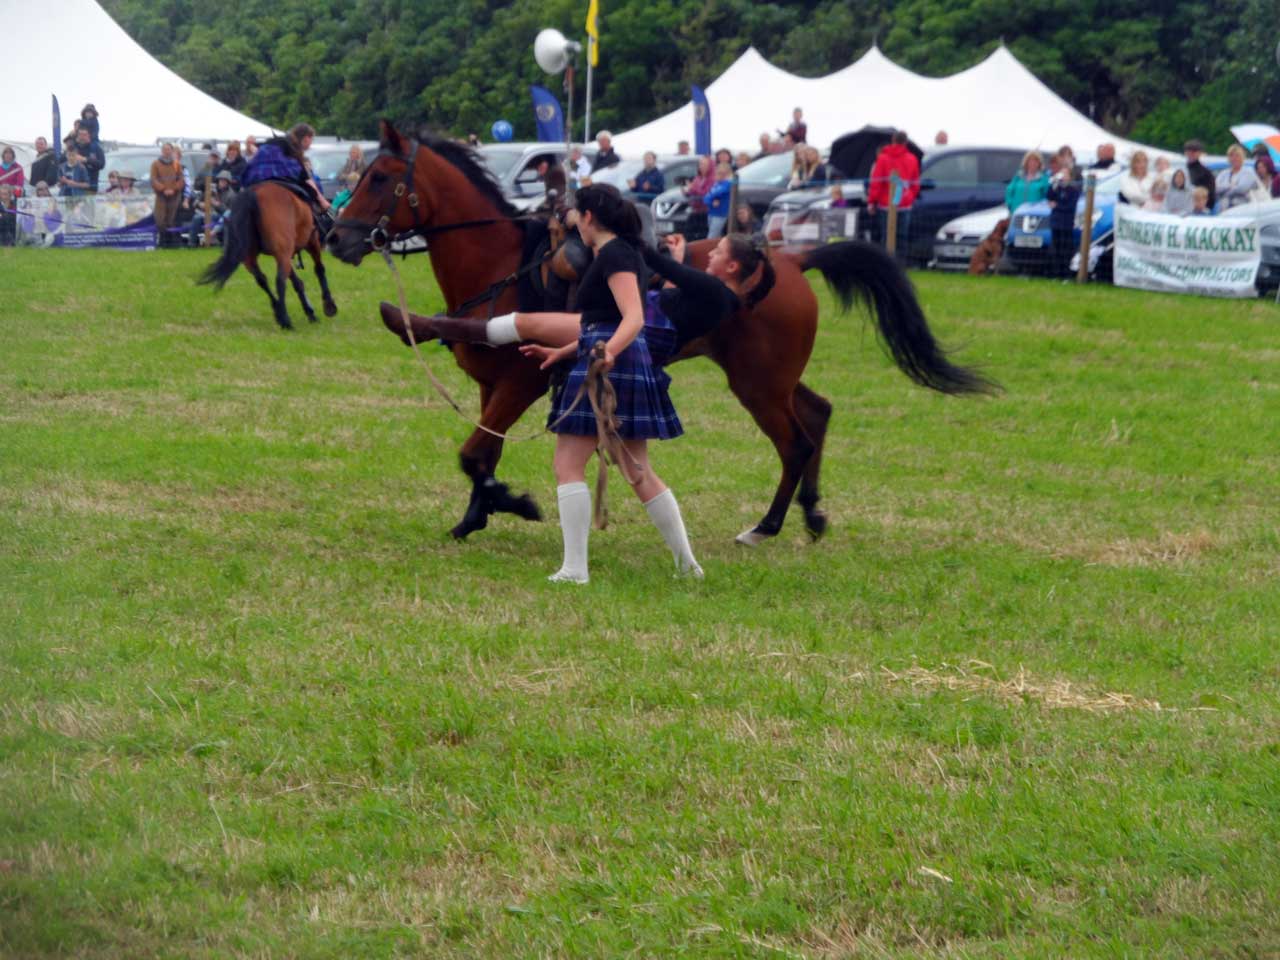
[801,239,999,395]
[198,187,259,290]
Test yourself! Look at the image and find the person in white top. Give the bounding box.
[1120,150,1154,206]
[567,145,592,186]
[1215,145,1260,211]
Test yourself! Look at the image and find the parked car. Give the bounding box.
[1218,198,1280,292]
[904,146,1035,265]
[651,150,798,238]
[932,204,1008,271]
[589,155,702,205]
[1005,167,1129,278]
[478,142,596,209]
[765,138,1032,263]
[308,142,379,199]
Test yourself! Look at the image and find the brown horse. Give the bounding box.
[199,182,338,330]
[327,121,993,543]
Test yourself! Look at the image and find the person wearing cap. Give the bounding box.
[1183,139,1216,210]
[116,172,139,197]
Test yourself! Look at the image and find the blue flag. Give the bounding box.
[52,94,62,161]
[691,85,711,157]
[530,85,565,143]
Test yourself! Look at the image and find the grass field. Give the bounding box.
[2,246,1278,959]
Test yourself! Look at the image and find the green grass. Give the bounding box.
[1,247,1278,958]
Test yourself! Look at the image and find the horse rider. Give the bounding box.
[240,122,334,236]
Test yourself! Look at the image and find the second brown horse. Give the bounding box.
[327,121,994,544]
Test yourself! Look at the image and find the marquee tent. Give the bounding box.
[613,45,1163,161]
[0,0,274,145]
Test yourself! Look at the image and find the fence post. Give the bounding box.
[886,171,900,258]
[728,172,740,235]
[203,175,213,247]
[1076,173,1096,283]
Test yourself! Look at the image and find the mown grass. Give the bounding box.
[1,247,1278,958]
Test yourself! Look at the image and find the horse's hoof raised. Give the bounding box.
[324,301,338,318]
[735,526,775,547]
[507,494,542,522]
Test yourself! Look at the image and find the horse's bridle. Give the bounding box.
[330,138,526,253]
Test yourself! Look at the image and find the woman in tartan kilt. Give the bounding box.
[519,185,701,583]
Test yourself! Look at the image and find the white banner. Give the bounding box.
[15,195,156,248]
[1113,205,1261,299]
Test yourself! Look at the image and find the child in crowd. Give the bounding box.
[704,162,734,239]
[1189,186,1212,216]
[1143,180,1168,212]
[58,148,90,196]
[1164,169,1193,215]
[830,184,848,208]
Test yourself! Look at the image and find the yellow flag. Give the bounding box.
[585,0,599,66]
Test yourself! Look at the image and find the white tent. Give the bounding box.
[0,0,274,145]
[614,45,1162,161]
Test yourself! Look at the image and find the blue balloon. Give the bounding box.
[491,120,514,142]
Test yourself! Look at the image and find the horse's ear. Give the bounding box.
[379,120,404,153]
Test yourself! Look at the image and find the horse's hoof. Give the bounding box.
[507,493,542,522]
[306,312,318,324]
[450,514,488,540]
[805,511,828,542]
[324,301,338,318]
[275,316,294,331]
[735,526,775,547]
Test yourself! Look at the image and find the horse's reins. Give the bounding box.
[346,143,647,523]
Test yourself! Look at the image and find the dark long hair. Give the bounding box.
[575,183,642,242]
[725,233,776,307]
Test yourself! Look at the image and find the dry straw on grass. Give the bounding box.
[878,660,1164,712]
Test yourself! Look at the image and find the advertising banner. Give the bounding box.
[16,195,157,249]
[1114,206,1261,298]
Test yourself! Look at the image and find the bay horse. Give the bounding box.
[199,182,338,330]
[327,121,994,543]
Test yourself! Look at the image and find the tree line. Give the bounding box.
[102,0,1277,152]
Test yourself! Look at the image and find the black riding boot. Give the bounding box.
[379,301,490,346]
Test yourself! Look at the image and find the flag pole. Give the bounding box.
[584,38,594,143]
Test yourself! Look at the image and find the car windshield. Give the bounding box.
[309,149,364,180]
[737,151,796,187]
[592,160,645,187]
[478,146,527,180]
[103,149,166,181]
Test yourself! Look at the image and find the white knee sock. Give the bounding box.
[643,489,703,578]
[549,482,590,583]
[486,312,521,345]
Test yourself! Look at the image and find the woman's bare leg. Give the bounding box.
[514,312,581,347]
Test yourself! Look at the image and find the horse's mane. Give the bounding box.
[414,128,520,220]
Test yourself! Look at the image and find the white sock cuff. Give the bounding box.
[487,312,520,345]
[558,481,590,501]
[642,488,674,510]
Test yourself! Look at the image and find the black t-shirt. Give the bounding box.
[578,237,643,327]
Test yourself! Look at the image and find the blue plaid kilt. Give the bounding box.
[548,308,683,440]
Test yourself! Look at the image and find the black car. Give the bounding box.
[904,146,1032,264]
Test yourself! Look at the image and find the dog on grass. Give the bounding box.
[968,218,1010,275]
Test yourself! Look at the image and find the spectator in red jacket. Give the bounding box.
[866,130,920,259]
